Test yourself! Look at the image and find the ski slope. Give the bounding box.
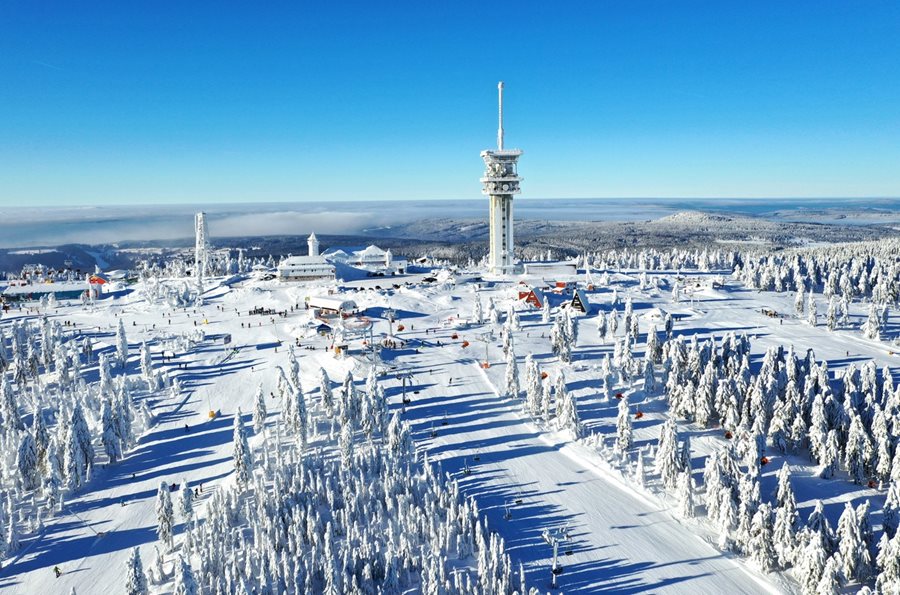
[1,268,896,593]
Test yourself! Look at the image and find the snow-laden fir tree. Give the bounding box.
[876,530,900,593]
[505,303,521,332]
[232,408,253,490]
[677,467,694,518]
[550,314,572,364]
[156,481,175,551]
[773,463,800,567]
[749,503,777,572]
[797,533,828,595]
[524,354,541,417]
[642,358,656,394]
[554,372,580,437]
[541,297,550,324]
[564,307,578,347]
[656,418,679,489]
[179,480,194,525]
[13,432,38,495]
[124,546,150,595]
[863,303,881,340]
[795,284,806,317]
[541,377,553,423]
[64,403,93,490]
[836,501,868,583]
[884,482,900,539]
[139,341,155,389]
[807,293,817,327]
[172,554,198,595]
[318,367,334,417]
[116,318,129,369]
[487,297,500,325]
[596,312,608,343]
[473,294,484,325]
[826,297,838,331]
[503,335,520,400]
[615,394,633,453]
[816,554,843,595]
[287,347,300,390]
[252,383,267,435]
[100,398,123,464]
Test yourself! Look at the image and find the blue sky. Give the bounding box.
[1,1,898,206]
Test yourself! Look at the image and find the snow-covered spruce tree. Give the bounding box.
[100,398,123,464]
[64,403,94,490]
[139,341,155,390]
[646,325,661,363]
[541,298,550,324]
[773,463,800,567]
[642,358,656,394]
[0,375,23,430]
[524,354,541,417]
[615,395,633,453]
[555,372,581,438]
[797,528,828,594]
[795,284,806,317]
[836,501,869,583]
[884,482,900,539]
[287,386,309,452]
[550,314,572,363]
[541,377,553,423]
[340,371,361,429]
[877,531,900,593]
[172,554,198,595]
[232,408,253,490]
[506,303,521,332]
[16,432,39,491]
[677,468,694,518]
[503,335,520,400]
[816,554,844,595]
[116,318,129,369]
[845,412,869,485]
[472,294,484,325]
[156,481,175,551]
[287,347,300,390]
[596,312,608,343]
[318,367,334,417]
[179,481,194,525]
[487,297,500,324]
[656,418,680,490]
[826,297,838,332]
[564,307,579,347]
[749,502,777,572]
[252,383,267,435]
[863,303,881,340]
[807,293,817,327]
[124,546,150,595]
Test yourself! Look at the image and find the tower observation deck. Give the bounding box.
[481,81,522,275]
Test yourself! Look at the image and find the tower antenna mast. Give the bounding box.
[497,81,504,151]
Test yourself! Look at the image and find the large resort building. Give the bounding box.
[277,233,336,281]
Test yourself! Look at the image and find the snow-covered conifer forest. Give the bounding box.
[1,236,899,593]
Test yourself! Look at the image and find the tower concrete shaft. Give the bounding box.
[194,212,210,282]
[481,81,522,275]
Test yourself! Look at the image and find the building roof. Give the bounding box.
[279,255,329,266]
[308,296,357,311]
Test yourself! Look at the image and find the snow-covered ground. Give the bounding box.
[0,262,897,593]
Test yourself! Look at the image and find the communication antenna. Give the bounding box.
[497,81,504,151]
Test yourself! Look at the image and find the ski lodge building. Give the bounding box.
[277,232,337,282]
[323,245,408,275]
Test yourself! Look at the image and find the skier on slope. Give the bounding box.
[54,566,62,578]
